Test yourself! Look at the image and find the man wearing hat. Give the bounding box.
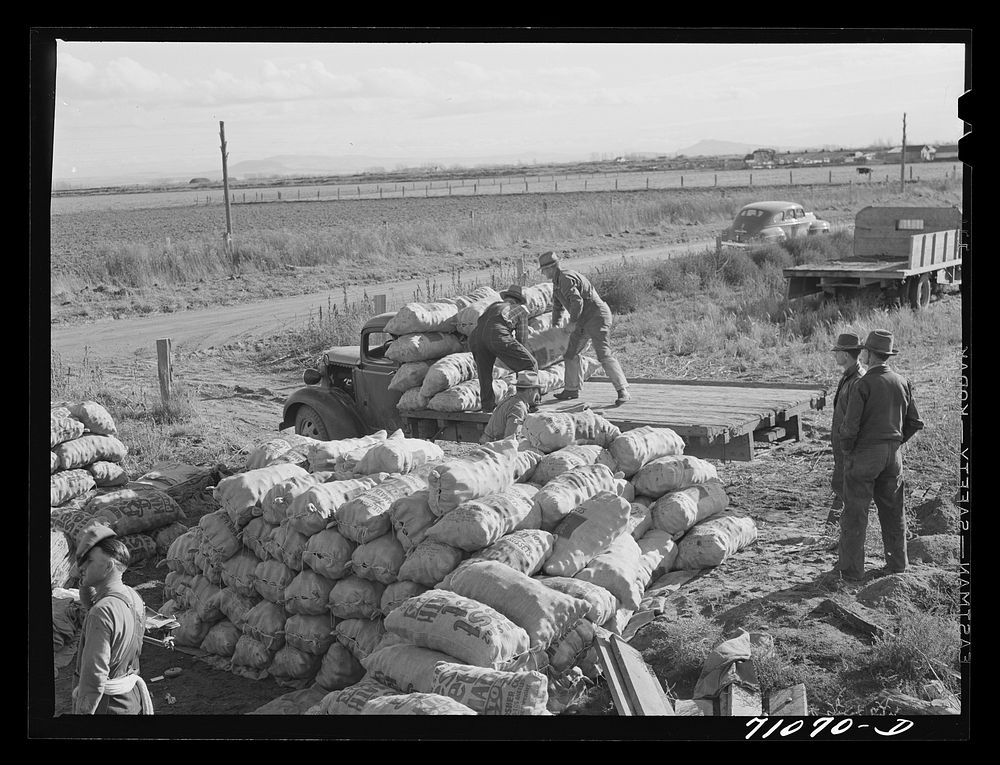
[72,522,154,714]
[468,284,538,413]
[827,331,866,524]
[538,250,631,406]
[830,329,924,583]
[480,370,543,443]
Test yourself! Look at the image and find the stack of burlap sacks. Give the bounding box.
[388,283,600,414]
[166,416,757,716]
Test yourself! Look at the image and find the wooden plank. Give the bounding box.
[610,635,675,716]
[674,698,714,716]
[768,684,808,716]
[754,427,786,443]
[585,376,828,394]
[719,682,763,717]
[811,598,888,640]
[594,637,633,716]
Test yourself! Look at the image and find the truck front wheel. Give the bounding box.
[908,274,932,310]
[294,405,331,440]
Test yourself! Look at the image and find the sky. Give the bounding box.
[48,37,968,183]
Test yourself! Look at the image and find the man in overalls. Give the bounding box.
[72,522,154,714]
[468,285,538,413]
[538,251,631,406]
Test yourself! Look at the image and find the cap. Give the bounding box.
[75,521,117,565]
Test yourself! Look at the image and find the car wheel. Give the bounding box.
[908,274,932,310]
[294,405,330,440]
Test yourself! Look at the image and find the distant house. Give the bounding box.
[886,145,928,163]
[926,143,960,161]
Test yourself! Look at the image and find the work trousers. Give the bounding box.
[469,330,536,412]
[838,440,907,580]
[94,686,143,715]
[830,434,846,508]
[563,305,628,392]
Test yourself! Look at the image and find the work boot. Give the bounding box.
[553,389,579,401]
[615,389,632,406]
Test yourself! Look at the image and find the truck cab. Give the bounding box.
[279,312,404,439]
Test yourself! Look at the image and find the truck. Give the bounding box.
[280,312,827,462]
[782,205,962,310]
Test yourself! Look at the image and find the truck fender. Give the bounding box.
[280,387,367,439]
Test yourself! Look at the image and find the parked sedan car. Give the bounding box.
[717,201,830,251]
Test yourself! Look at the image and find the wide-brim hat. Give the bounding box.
[862,329,899,355]
[499,285,527,304]
[831,332,863,351]
[75,521,117,565]
[538,251,559,269]
[515,371,542,389]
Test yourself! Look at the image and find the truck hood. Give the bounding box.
[322,345,361,367]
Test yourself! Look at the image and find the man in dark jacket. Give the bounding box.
[538,250,631,406]
[827,332,866,524]
[468,285,538,413]
[827,329,924,583]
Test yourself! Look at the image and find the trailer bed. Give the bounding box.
[401,377,827,462]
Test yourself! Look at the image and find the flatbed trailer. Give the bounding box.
[783,206,962,309]
[400,376,828,462]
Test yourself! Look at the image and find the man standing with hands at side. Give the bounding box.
[828,329,924,583]
[538,250,632,406]
[72,522,154,715]
[827,332,866,525]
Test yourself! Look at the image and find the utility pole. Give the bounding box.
[219,121,234,254]
[900,113,907,193]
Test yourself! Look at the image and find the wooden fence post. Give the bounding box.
[374,294,387,314]
[714,174,717,186]
[749,173,753,186]
[156,339,173,407]
[789,170,793,184]
[829,170,832,183]
[681,176,684,187]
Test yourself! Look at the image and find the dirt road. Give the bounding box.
[50,239,714,365]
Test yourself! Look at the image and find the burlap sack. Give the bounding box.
[306,431,389,472]
[428,378,509,413]
[50,529,73,589]
[50,507,98,549]
[431,662,549,716]
[250,686,327,715]
[218,549,258,597]
[241,517,275,561]
[173,608,213,648]
[608,426,687,478]
[397,387,431,411]
[441,559,591,650]
[388,361,432,393]
[284,569,337,616]
[675,514,758,570]
[153,521,188,557]
[420,353,478,398]
[454,298,497,337]
[351,533,406,585]
[335,617,387,662]
[386,332,465,364]
[55,434,128,470]
[198,509,241,564]
[285,476,383,537]
[463,529,555,578]
[200,619,241,658]
[534,576,620,625]
[312,643,366,692]
[545,491,632,577]
[120,533,157,567]
[301,528,356,581]
[528,311,554,334]
[396,540,466,588]
[253,559,297,604]
[380,580,429,617]
[243,599,288,651]
[632,454,719,498]
[355,439,444,476]
[447,285,503,311]
[268,645,323,689]
[389,490,436,552]
[513,447,543,484]
[51,416,85,449]
[385,589,532,671]
[50,451,60,475]
[260,473,321,525]
[328,576,385,620]
[214,587,262,631]
[87,461,128,488]
[575,533,649,610]
[267,522,311,573]
[163,572,194,607]
[131,462,215,506]
[51,470,96,507]
[361,643,456,694]
[361,692,477,715]
[68,400,117,435]
[627,499,654,540]
[524,325,571,369]
[651,479,730,540]
[86,487,186,536]
[384,302,460,335]
[522,282,554,318]
[310,674,391,711]
[230,634,275,678]
[336,469,433,544]
[637,528,678,579]
[214,463,309,528]
[532,445,606,485]
[523,412,575,453]
[284,613,336,656]
[165,527,203,576]
[424,484,541,552]
[427,438,519,516]
[534,463,620,529]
